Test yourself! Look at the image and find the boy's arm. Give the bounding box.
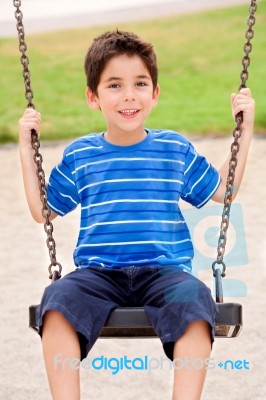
[211,88,255,203]
[19,108,57,223]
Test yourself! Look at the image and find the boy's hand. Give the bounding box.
[19,108,41,146]
[231,88,255,133]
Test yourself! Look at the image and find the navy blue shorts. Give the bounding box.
[38,266,219,360]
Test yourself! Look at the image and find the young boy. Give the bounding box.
[19,30,255,400]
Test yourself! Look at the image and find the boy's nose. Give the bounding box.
[123,87,136,102]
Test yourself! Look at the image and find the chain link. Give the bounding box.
[13,0,62,280]
[212,0,257,278]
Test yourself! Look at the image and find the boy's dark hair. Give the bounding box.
[84,30,158,94]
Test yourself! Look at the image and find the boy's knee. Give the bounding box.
[43,310,70,331]
[187,320,210,331]
[44,309,64,320]
[181,320,212,343]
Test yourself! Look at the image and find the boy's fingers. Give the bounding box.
[19,109,41,136]
[24,108,41,118]
[232,88,251,101]
[238,87,251,97]
[231,93,236,101]
[19,121,40,133]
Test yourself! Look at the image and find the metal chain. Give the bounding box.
[212,0,257,278]
[13,0,62,280]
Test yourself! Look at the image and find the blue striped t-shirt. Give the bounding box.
[47,129,220,271]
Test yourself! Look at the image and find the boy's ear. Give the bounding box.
[152,84,160,108]
[85,87,100,110]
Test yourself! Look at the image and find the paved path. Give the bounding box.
[2,0,248,37]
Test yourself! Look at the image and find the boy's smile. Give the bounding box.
[86,54,160,146]
[119,109,140,119]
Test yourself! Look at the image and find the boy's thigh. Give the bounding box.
[38,266,128,358]
[41,266,130,305]
[141,267,218,360]
[140,266,210,305]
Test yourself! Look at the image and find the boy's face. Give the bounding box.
[86,54,160,141]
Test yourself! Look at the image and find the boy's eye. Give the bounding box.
[136,82,148,87]
[108,83,120,88]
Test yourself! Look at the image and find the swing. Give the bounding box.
[13,0,257,340]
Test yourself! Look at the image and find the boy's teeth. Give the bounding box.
[120,109,137,115]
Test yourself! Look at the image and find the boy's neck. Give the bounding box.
[103,129,147,146]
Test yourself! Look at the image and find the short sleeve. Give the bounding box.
[181,143,221,208]
[46,149,80,216]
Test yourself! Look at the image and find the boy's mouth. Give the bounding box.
[119,109,140,118]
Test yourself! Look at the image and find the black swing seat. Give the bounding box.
[29,302,242,338]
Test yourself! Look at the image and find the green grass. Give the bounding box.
[0,2,265,143]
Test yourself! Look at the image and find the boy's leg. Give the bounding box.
[38,267,129,399]
[42,310,81,400]
[138,267,217,400]
[172,320,211,400]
